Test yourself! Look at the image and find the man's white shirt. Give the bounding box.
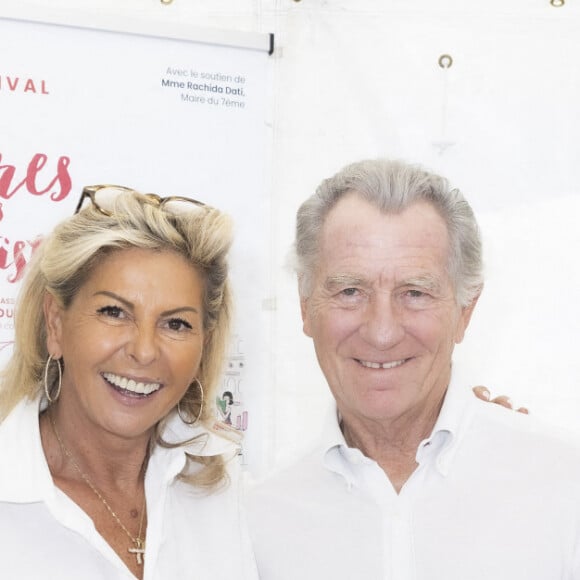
[248,378,580,580]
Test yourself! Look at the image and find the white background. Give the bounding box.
[1,0,579,473]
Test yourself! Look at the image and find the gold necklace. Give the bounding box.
[49,412,147,565]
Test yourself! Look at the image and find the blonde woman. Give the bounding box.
[0,186,256,579]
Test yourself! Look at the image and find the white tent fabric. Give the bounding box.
[2,0,579,471]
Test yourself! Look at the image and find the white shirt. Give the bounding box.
[0,396,258,580]
[247,379,580,580]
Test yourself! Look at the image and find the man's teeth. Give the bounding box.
[359,359,406,369]
[103,373,161,395]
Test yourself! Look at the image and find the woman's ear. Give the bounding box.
[44,292,64,358]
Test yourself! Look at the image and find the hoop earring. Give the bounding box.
[44,355,62,404]
[177,378,204,425]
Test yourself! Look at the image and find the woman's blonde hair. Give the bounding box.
[0,189,234,489]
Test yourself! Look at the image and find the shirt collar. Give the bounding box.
[0,396,239,503]
[321,407,370,490]
[321,374,474,484]
[416,376,474,475]
[151,412,240,483]
[161,412,240,456]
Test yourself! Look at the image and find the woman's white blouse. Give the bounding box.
[0,396,258,580]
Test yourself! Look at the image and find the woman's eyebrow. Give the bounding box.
[94,290,133,308]
[94,291,199,315]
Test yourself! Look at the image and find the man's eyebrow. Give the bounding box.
[402,275,441,292]
[324,274,366,290]
[94,291,199,315]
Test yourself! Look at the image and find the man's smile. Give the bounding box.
[356,358,408,369]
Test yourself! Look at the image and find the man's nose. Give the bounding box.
[359,293,405,349]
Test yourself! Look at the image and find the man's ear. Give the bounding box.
[44,292,64,357]
[455,288,482,344]
[298,274,313,337]
[300,296,312,338]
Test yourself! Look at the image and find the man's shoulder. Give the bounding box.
[471,396,578,443]
[464,397,580,477]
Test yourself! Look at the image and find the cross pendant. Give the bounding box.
[128,539,146,565]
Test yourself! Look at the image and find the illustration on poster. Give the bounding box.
[217,336,249,432]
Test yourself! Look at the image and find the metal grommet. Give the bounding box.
[438,54,453,69]
[160,0,174,4]
[550,0,564,6]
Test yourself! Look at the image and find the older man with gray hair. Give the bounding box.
[248,159,580,579]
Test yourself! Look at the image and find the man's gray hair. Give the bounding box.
[295,158,483,307]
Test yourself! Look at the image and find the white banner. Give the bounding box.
[0,15,272,474]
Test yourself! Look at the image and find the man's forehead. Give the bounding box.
[314,196,453,289]
[322,195,447,234]
[319,198,450,254]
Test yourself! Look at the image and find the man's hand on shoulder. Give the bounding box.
[472,386,529,414]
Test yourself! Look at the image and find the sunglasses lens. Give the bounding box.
[161,198,205,215]
[93,186,133,214]
[77,186,207,216]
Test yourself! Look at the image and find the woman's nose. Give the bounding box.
[126,326,159,365]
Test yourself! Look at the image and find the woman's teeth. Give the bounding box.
[102,372,161,395]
